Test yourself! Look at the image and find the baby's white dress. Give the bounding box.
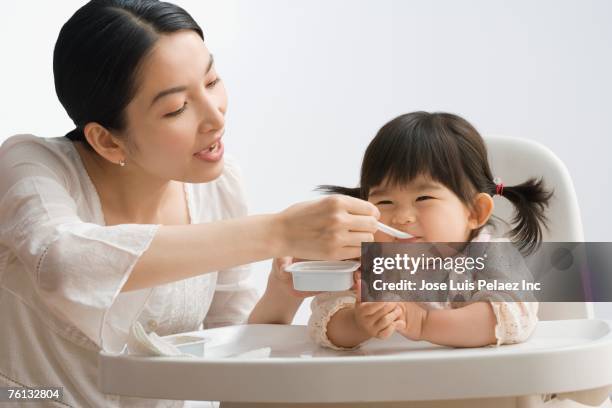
[308,228,539,349]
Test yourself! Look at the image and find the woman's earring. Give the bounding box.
[119,159,126,167]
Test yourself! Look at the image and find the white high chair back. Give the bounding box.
[484,136,593,320]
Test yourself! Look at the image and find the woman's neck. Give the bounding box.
[73,142,180,225]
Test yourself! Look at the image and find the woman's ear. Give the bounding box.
[468,193,494,229]
[83,122,126,165]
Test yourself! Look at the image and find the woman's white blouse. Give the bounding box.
[0,135,259,407]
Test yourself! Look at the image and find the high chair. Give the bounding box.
[99,136,612,407]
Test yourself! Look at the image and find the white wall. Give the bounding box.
[1,0,610,323]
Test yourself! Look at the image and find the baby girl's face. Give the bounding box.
[368,174,474,243]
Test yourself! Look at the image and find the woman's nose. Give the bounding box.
[196,93,225,133]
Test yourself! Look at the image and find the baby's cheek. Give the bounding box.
[426,216,465,242]
[420,213,452,241]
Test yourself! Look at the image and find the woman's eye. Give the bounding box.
[416,196,433,202]
[206,77,220,88]
[375,200,393,205]
[165,102,187,117]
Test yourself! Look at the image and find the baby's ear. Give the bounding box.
[468,193,494,229]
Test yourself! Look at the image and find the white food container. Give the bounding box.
[163,334,208,357]
[285,260,360,291]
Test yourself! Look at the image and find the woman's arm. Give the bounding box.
[123,195,380,292]
[124,214,279,291]
[248,258,304,324]
[248,280,303,325]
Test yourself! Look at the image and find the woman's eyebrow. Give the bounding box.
[149,54,215,107]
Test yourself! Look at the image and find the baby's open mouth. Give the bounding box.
[395,236,421,243]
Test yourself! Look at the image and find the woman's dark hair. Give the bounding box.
[54,0,203,148]
[319,112,553,254]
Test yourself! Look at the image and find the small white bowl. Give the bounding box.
[285,260,360,291]
[163,334,209,357]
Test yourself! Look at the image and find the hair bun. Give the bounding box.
[65,127,84,142]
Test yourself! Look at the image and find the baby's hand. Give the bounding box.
[354,302,406,340]
[394,302,428,341]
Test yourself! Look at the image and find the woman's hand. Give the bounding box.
[394,302,428,341]
[249,257,311,325]
[274,195,380,260]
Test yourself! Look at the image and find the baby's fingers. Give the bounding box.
[393,320,406,330]
[376,324,396,340]
[376,318,405,340]
[358,302,394,318]
[371,303,400,324]
[373,308,402,333]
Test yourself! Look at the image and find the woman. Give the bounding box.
[0,1,379,406]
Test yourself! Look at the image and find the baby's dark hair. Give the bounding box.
[319,111,553,255]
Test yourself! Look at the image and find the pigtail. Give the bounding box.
[316,185,362,199]
[500,177,553,255]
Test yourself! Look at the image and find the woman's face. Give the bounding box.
[368,174,475,243]
[120,30,227,183]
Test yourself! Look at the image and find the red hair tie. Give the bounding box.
[494,177,504,196]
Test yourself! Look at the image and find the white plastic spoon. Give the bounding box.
[376,221,414,239]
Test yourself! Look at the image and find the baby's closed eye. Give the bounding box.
[416,196,434,201]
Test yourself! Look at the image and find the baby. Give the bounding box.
[308,111,551,349]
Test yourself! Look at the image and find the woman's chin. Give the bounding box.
[184,158,225,183]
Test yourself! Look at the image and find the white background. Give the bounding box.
[1,1,610,323]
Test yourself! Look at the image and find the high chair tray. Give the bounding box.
[98,319,612,403]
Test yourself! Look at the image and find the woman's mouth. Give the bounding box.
[194,139,224,162]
